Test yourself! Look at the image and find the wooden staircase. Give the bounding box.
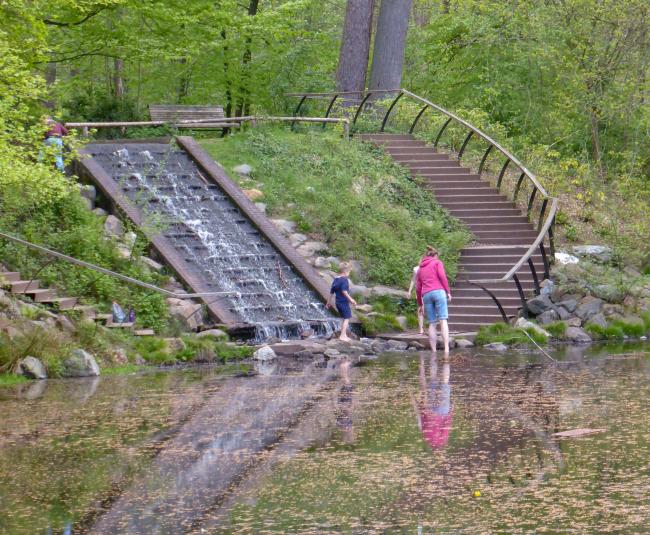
[0,269,154,336]
[359,133,545,333]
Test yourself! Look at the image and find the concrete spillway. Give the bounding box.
[78,137,338,339]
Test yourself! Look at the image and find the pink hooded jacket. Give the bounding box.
[416,256,451,306]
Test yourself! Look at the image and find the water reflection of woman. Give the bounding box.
[336,359,355,443]
[414,354,453,449]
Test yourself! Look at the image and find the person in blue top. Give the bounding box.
[326,262,357,342]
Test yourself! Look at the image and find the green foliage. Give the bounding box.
[202,127,470,287]
[641,312,650,332]
[610,319,646,338]
[585,323,624,341]
[360,314,402,336]
[544,321,568,339]
[0,327,67,375]
[474,322,547,346]
[0,373,29,388]
[133,337,174,365]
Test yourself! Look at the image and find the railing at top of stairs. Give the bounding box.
[285,88,559,321]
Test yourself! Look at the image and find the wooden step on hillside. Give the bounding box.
[358,133,548,334]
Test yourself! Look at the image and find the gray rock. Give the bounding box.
[134,355,146,366]
[324,348,342,358]
[296,241,329,257]
[565,327,592,343]
[540,279,554,297]
[408,340,425,350]
[80,196,94,210]
[350,284,371,298]
[92,207,108,217]
[526,295,553,315]
[326,257,340,269]
[556,298,578,313]
[141,257,164,271]
[370,285,408,299]
[349,260,363,275]
[79,184,96,202]
[54,315,75,332]
[395,316,408,330]
[166,297,204,330]
[18,356,47,380]
[484,342,508,352]
[62,349,100,377]
[567,317,582,327]
[313,256,331,269]
[537,309,560,325]
[356,304,373,313]
[572,245,612,263]
[588,313,608,329]
[386,339,408,351]
[515,317,551,337]
[233,163,252,176]
[196,329,227,339]
[289,233,309,248]
[454,338,474,348]
[104,215,124,237]
[602,303,624,317]
[370,339,388,353]
[555,306,571,320]
[254,202,267,213]
[592,284,624,304]
[253,345,277,361]
[575,297,604,321]
[270,219,296,234]
[295,349,316,359]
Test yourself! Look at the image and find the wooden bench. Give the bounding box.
[148,105,239,129]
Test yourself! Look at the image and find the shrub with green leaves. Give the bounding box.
[544,321,568,339]
[475,322,547,346]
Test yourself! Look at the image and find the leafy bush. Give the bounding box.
[585,323,624,340]
[610,319,646,338]
[134,337,174,365]
[475,322,547,346]
[360,314,402,336]
[544,321,568,338]
[202,127,470,287]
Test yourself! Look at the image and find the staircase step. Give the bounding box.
[464,223,536,232]
[461,262,544,271]
[378,140,428,148]
[73,305,97,320]
[434,193,509,202]
[358,133,415,141]
[95,313,114,325]
[443,200,517,209]
[11,280,41,293]
[47,297,78,310]
[0,272,22,283]
[412,167,472,175]
[107,322,134,329]
[446,208,524,217]
[134,329,155,336]
[448,304,519,315]
[431,185,495,193]
[389,150,449,158]
[393,156,457,164]
[451,296,523,307]
[28,289,57,303]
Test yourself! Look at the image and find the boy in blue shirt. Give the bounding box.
[326,262,357,342]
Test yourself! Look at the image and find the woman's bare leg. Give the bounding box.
[428,322,437,355]
[417,307,424,335]
[339,318,351,341]
[440,319,450,354]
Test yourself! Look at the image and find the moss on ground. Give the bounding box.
[474,322,548,346]
[201,126,471,287]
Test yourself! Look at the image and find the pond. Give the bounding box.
[1,343,649,533]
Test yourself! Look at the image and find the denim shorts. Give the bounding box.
[423,289,448,323]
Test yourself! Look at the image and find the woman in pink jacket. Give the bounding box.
[416,246,452,354]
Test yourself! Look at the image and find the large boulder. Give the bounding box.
[62,349,100,377]
[290,233,308,248]
[233,163,252,176]
[537,309,560,325]
[555,252,580,265]
[564,327,592,343]
[555,298,578,313]
[253,345,277,361]
[18,356,47,380]
[270,219,296,235]
[454,338,474,348]
[591,284,624,304]
[555,306,571,320]
[484,342,508,352]
[296,241,329,257]
[103,215,124,237]
[575,297,604,321]
[386,339,408,351]
[370,286,408,299]
[526,295,553,315]
[515,317,550,338]
[588,313,608,329]
[572,245,613,263]
[166,298,204,330]
[196,328,227,339]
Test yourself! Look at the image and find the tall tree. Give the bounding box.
[368,0,412,91]
[336,0,375,94]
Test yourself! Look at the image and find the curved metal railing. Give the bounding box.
[286,88,558,319]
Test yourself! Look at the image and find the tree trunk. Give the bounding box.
[589,106,605,180]
[43,62,57,109]
[336,0,375,94]
[369,0,413,92]
[113,58,125,98]
[177,57,190,103]
[235,0,259,117]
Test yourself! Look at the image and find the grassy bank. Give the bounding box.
[201,126,471,287]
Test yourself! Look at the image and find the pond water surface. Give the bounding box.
[1,343,649,533]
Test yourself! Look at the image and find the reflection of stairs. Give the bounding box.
[359,133,545,333]
[0,269,154,336]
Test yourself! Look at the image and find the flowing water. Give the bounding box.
[85,142,337,340]
[1,343,649,534]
